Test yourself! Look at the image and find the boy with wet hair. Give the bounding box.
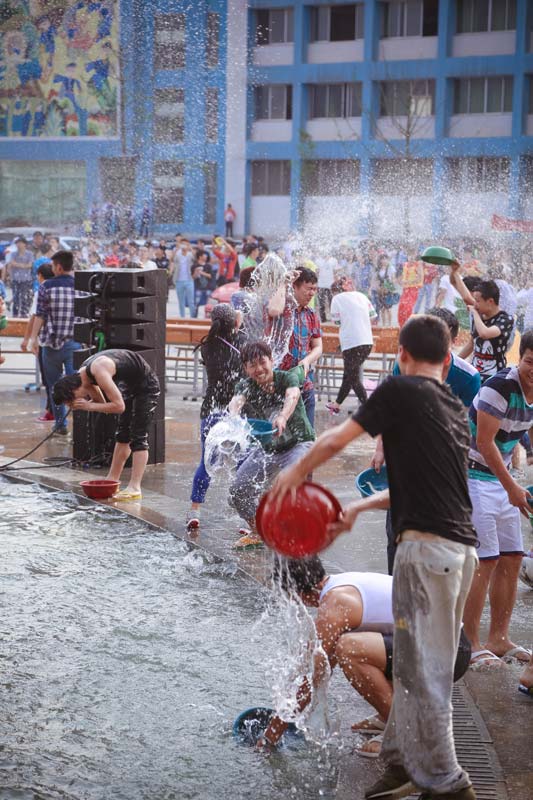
[227,340,315,549]
[270,315,478,800]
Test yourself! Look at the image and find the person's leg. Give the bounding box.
[190,414,222,511]
[176,281,186,317]
[187,280,197,318]
[462,558,498,656]
[12,284,20,318]
[335,632,392,722]
[335,348,357,407]
[116,382,159,495]
[519,651,533,692]
[21,282,33,317]
[42,345,68,430]
[229,446,269,527]
[37,346,52,414]
[63,339,81,376]
[380,536,476,795]
[350,344,372,404]
[107,441,132,482]
[486,554,526,658]
[385,511,396,575]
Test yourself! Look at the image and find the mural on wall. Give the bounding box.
[0,1,119,137]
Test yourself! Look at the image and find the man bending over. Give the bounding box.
[53,349,160,501]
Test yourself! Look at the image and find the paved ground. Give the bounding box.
[1,363,532,798]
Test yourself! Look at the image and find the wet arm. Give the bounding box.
[470,309,502,340]
[459,335,473,359]
[76,369,125,414]
[300,336,322,375]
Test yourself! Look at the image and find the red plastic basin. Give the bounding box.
[80,479,120,499]
[256,481,342,558]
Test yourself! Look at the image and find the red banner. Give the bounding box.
[491,214,533,233]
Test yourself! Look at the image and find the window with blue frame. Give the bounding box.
[154,89,184,143]
[302,160,360,195]
[379,80,435,117]
[456,0,516,33]
[206,88,219,141]
[309,4,364,42]
[154,161,184,224]
[254,85,293,120]
[381,1,439,37]
[447,157,510,191]
[308,83,362,118]
[154,14,185,70]
[255,8,294,44]
[251,161,291,195]
[206,12,220,66]
[453,77,513,113]
[204,163,217,224]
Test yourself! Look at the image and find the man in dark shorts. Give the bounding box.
[260,557,470,759]
[270,315,478,800]
[52,349,160,501]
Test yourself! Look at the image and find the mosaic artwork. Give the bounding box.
[0,0,119,137]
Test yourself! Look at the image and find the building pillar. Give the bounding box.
[225,0,248,235]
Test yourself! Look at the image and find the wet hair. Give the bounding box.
[272,556,326,595]
[427,307,459,341]
[293,267,317,287]
[244,242,258,257]
[239,266,255,288]
[52,373,82,405]
[331,280,344,295]
[196,303,237,351]
[475,279,499,305]
[463,276,480,293]
[36,262,54,280]
[51,250,74,272]
[519,329,533,357]
[399,315,450,364]
[241,340,272,365]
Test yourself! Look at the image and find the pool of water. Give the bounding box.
[0,478,343,800]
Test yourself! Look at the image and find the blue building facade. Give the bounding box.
[0,0,228,236]
[1,0,532,239]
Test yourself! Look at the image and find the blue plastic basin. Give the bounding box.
[247,418,275,445]
[356,467,389,498]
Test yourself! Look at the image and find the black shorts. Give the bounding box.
[383,628,471,682]
[115,373,160,452]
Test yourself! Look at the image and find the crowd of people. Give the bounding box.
[1,229,533,800]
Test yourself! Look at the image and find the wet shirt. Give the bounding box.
[353,376,476,546]
[200,333,244,419]
[468,366,533,482]
[279,306,322,391]
[235,367,315,453]
[83,349,154,392]
[9,250,34,282]
[471,310,513,381]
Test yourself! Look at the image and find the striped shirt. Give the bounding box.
[36,274,76,350]
[468,366,533,481]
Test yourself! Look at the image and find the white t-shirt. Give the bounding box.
[316,256,337,289]
[439,275,461,312]
[319,572,393,634]
[330,291,376,350]
[141,259,158,271]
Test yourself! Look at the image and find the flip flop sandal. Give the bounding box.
[469,649,503,670]
[351,714,386,735]
[518,684,533,698]
[354,734,383,759]
[114,490,142,501]
[233,535,264,551]
[502,646,532,664]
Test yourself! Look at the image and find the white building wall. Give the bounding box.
[449,114,512,138]
[443,193,509,236]
[253,43,294,66]
[376,116,435,140]
[250,197,291,238]
[452,31,516,57]
[225,0,248,235]
[305,118,362,140]
[251,120,292,142]
[379,36,438,60]
[371,196,433,238]
[307,41,364,63]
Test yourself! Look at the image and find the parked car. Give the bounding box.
[205,280,239,317]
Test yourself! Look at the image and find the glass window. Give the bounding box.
[251,161,291,195]
[154,161,184,224]
[255,8,294,44]
[455,76,512,113]
[154,14,185,70]
[457,0,515,32]
[327,85,343,117]
[204,163,217,225]
[206,13,219,67]
[382,1,427,37]
[503,76,513,111]
[205,88,218,142]
[406,0,423,35]
[454,79,469,114]
[330,4,356,41]
[346,83,363,116]
[380,80,434,117]
[254,85,292,120]
[255,9,270,44]
[303,160,360,195]
[310,6,330,41]
[270,9,286,42]
[469,78,485,112]
[472,0,489,31]
[154,88,184,143]
[311,85,328,117]
[270,85,286,118]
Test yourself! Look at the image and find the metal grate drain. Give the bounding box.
[405,683,508,800]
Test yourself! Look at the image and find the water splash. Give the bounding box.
[243,251,295,367]
[203,415,254,478]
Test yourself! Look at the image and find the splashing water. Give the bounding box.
[204,415,254,478]
[243,252,295,367]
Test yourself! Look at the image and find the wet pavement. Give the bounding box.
[1,363,532,799]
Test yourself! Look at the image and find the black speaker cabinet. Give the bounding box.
[74,268,160,296]
[74,294,158,323]
[73,405,165,467]
[105,322,158,349]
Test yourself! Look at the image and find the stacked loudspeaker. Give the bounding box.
[73,268,166,467]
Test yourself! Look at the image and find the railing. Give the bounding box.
[2,318,400,399]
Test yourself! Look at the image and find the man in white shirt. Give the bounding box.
[327,276,376,413]
[436,272,462,313]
